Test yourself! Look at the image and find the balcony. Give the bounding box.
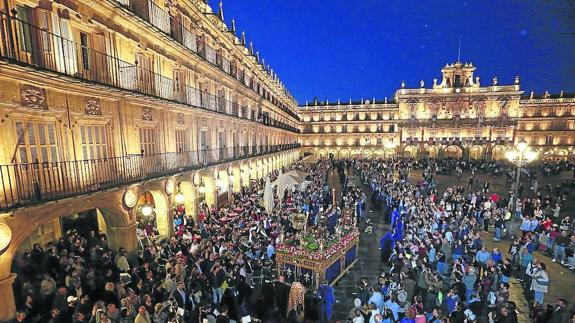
[0,10,298,133]
[114,0,299,121]
[0,144,300,212]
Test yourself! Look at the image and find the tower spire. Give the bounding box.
[230,17,236,33]
[241,31,246,45]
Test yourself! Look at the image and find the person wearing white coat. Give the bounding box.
[530,262,549,305]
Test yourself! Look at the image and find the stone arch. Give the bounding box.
[468,145,484,160]
[402,145,418,158]
[0,194,135,320]
[491,145,507,161]
[425,145,439,158]
[174,179,196,220]
[199,169,217,209]
[136,187,170,237]
[443,145,463,158]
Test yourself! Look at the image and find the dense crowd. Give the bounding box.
[10,158,366,323]
[9,156,575,323]
[347,158,574,323]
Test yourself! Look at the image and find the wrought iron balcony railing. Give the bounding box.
[114,0,300,121]
[0,144,300,211]
[0,10,299,133]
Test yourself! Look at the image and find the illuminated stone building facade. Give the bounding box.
[0,0,300,317]
[299,62,575,161]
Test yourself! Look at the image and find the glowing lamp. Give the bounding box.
[175,192,185,204]
[140,203,154,217]
[505,150,518,161]
[517,139,528,152]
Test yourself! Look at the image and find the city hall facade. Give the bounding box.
[0,0,572,319]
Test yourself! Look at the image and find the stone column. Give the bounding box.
[0,273,17,321]
[107,223,138,261]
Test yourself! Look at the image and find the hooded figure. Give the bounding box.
[380,232,394,265]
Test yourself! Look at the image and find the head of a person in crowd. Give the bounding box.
[50,308,60,318]
[555,298,568,310]
[15,311,26,322]
[107,303,118,314]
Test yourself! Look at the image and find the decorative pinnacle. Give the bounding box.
[241,31,246,45]
[217,0,224,21]
[230,18,236,33]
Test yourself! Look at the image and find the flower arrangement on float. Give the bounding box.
[277,228,359,260]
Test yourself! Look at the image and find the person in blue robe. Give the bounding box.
[318,281,334,322]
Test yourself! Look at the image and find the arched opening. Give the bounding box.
[491,145,507,161]
[136,190,169,239]
[174,181,196,221]
[444,145,463,159]
[469,146,483,160]
[425,145,439,159]
[403,146,417,158]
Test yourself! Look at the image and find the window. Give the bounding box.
[80,125,110,159]
[15,6,32,53]
[175,130,187,153]
[38,11,51,52]
[139,127,157,155]
[15,121,59,164]
[545,135,553,145]
[80,32,90,70]
[200,130,209,150]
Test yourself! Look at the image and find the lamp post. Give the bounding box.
[506,139,538,218]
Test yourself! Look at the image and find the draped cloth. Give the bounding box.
[287,282,306,314]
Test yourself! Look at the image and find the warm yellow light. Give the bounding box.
[525,150,538,162]
[0,222,12,255]
[506,150,518,161]
[198,185,206,194]
[517,139,528,152]
[385,141,397,149]
[141,203,154,217]
[175,192,185,204]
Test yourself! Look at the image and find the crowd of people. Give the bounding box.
[8,155,575,323]
[348,158,575,323]
[10,157,368,323]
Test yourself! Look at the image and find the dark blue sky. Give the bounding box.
[211,0,575,104]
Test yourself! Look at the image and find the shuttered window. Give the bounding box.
[15,121,59,164]
[139,127,157,155]
[175,130,187,153]
[80,125,110,160]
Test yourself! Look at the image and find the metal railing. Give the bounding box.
[114,0,299,121]
[0,144,300,211]
[0,9,299,133]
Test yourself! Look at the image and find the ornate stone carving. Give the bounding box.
[84,98,102,115]
[142,107,153,121]
[177,113,185,124]
[19,85,48,110]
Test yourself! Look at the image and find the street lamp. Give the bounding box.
[506,139,538,218]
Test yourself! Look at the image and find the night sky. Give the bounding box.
[210,0,575,104]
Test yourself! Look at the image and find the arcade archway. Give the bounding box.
[444,145,463,158]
